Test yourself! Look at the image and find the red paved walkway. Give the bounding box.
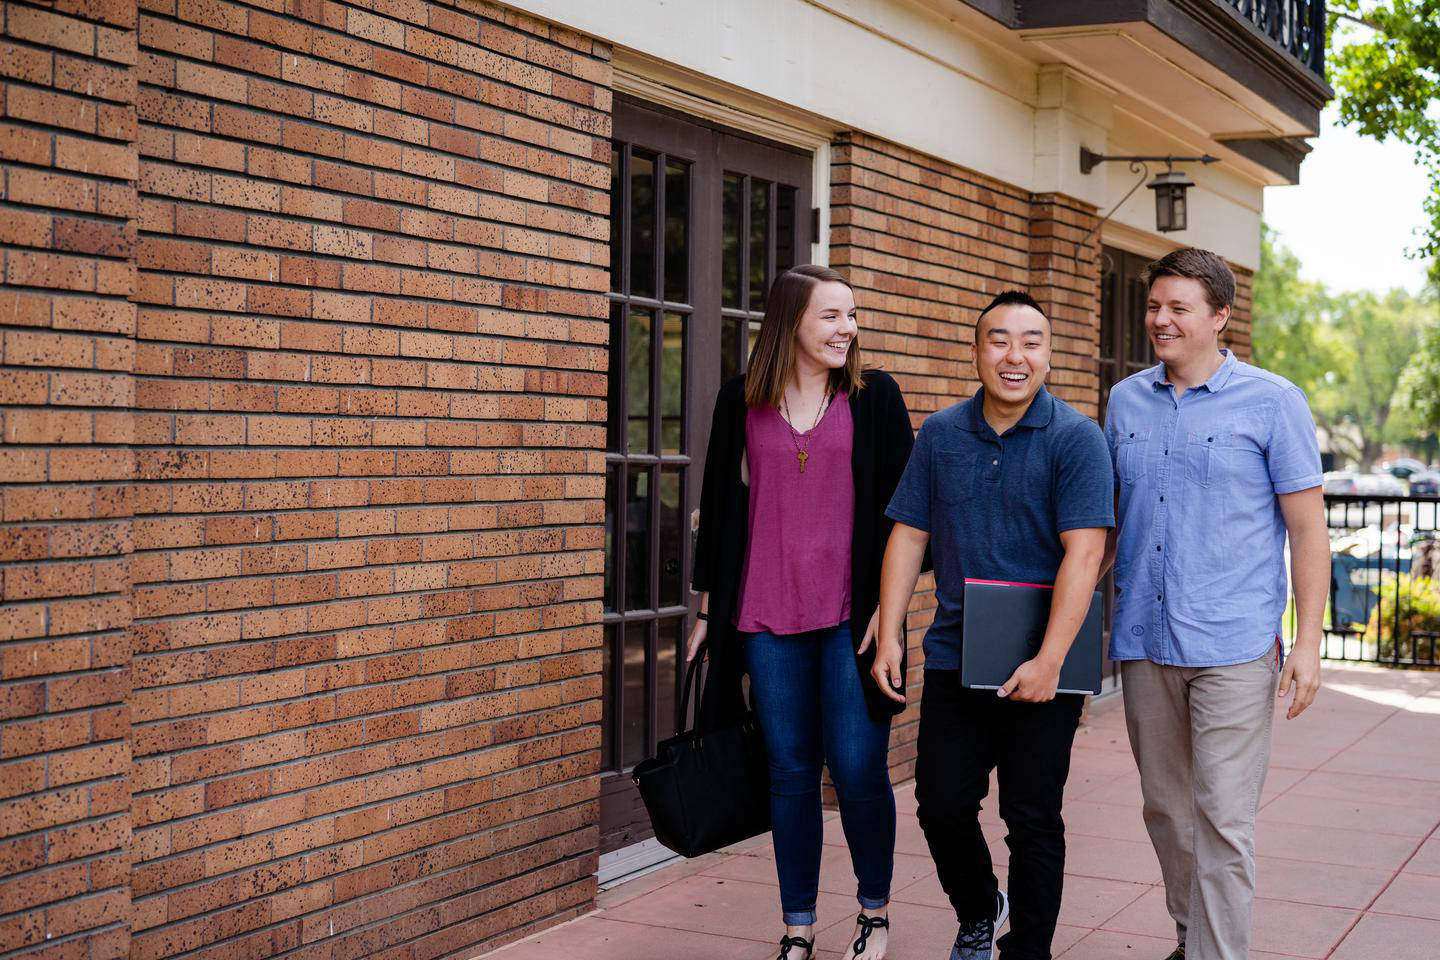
[488,663,1440,959]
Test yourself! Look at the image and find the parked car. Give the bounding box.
[1356,473,1408,496]
[1411,472,1440,496]
[1323,471,1361,494]
[1383,458,1428,479]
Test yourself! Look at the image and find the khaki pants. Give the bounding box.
[1120,649,1279,960]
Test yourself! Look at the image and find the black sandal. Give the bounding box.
[852,912,890,957]
[777,934,814,959]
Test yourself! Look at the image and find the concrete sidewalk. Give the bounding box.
[491,662,1440,959]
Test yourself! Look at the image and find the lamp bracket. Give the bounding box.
[1076,160,1150,261]
[1079,147,1219,175]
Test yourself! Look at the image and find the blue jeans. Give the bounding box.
[744,621,896,926]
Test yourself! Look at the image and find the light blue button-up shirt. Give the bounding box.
[1105,350,1323,666]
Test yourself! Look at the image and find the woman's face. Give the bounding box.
[792,281,857,376]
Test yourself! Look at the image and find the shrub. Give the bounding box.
[1370,574,1440,662]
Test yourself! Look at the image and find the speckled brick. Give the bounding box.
[5,1,618,957]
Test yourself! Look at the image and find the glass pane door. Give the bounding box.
[1099,246,1156,694]
[603,144,692,784]
[722,175,801,381]
[599,98,812,854]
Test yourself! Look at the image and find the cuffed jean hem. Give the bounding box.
[784,891,887,925]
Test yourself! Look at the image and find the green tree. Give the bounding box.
[1326,2,1440,281]
[1398,319,1440,453]
[1253,230,1432,469]
[1314,289,1426,469]
[1250,224,1337,397]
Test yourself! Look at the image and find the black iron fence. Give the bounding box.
[1307,493,1440,667]
[1221,0,1327,78]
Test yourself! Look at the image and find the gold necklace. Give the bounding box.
[780,387,831,474]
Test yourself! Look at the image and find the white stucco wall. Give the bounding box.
[505,0,1266,269]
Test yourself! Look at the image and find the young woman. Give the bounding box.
[686,265,915,960]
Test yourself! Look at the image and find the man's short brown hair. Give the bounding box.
[1141,248,1235,313]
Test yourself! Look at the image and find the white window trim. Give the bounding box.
[613,49,838,265]
[1100,221,1178,263]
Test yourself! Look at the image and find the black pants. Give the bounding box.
[915,670,1083,960]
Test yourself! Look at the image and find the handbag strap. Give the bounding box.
[676,642,706,734]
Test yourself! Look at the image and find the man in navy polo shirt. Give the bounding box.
[870,291,1113,960]
[1103,249,1328,960]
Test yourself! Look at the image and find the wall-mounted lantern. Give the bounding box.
[1079,148,1217,234]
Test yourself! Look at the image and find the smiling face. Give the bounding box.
[791,280,857,376]
[1146,274,1229,369]
[974,303,1051,407]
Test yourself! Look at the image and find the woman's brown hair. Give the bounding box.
[743,265,866,409]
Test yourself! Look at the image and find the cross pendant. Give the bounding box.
[797,451,809,473]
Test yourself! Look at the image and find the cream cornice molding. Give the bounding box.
[612,50,839,151]
[611,49,836,265]
[1100,221,1179,262]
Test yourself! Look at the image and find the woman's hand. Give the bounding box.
[856,609,882,655]
[870,636,906,704]
[685,616,708,662]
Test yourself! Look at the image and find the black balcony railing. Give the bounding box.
[1296,494,1440,668]
[1222,0,1327,77]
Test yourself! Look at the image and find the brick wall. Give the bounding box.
[1,1,139,957]
[1029,194,1102,418]
[128,2,612,958]
[1225,263,1254,361]
[829,132,1101,780]
[2,0,1255,952]
[3,0,615,957]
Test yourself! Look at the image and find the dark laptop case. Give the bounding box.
[959,578,1104,695]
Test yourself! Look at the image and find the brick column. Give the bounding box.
[1029,194,1101,419]
[830,131,1041,780]
[831,136,1105,780]
[1225,263,1254,361]
[0,2,140,958]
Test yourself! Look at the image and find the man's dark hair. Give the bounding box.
[975,290,1048,339]
[1141,248,1235,313]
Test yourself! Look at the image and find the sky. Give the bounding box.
[1263,106,1431,295]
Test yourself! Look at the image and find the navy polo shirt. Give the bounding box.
[885,386,1115,670]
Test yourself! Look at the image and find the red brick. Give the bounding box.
[7,6,95,56]
[0,6,631,958]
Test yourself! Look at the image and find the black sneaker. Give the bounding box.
[950,889,1009,960]
[1163,946,1185,960]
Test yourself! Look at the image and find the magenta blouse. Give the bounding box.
[734,394,855,635]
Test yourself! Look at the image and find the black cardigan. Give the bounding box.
[691,369,915,728]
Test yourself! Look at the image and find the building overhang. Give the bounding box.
[1215,135,1313,184]
[957,0,1332,142]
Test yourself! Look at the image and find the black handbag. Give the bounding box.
[631,644,771,857]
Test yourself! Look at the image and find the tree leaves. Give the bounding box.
[1326,2,1440,278]
[1254,227,1436,467]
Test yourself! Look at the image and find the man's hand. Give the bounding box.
[856,609,882,655]
[1278,635,1321,719]
[870,636,907,704]
[1277,487,1326,720]
[998,656,1060,702]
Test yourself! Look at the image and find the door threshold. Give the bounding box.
[597,837,681,890]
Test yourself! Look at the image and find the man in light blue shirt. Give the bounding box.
[1103,249,1330,960]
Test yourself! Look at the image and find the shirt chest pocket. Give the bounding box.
[1185,429,1233,487]
[1116,428,1151,485]
[935,454,977,504]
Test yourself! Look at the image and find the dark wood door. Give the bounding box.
[1098,246,1156,692]
[599,98,813,853]
[1099,246,1156,422]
